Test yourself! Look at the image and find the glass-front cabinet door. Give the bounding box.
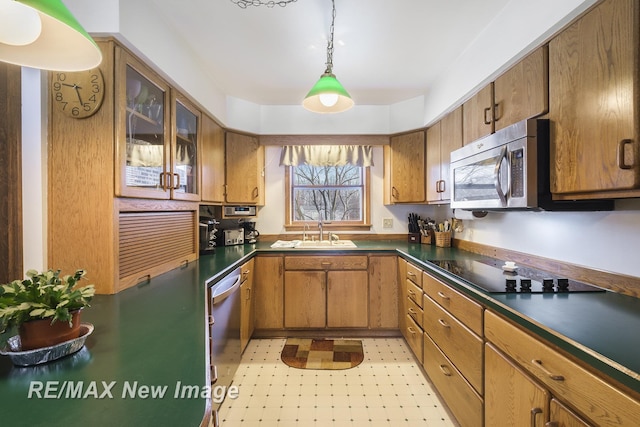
[116,47,171,199]
[171,94,201,201]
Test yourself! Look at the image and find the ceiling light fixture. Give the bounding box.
[302,0,353,113]
[0,0,102,71]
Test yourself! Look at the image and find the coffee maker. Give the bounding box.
[199,218,219,254]
[242,221,260,244]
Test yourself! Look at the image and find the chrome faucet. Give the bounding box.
[302,223,309,241]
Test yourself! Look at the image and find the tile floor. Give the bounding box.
[218,338,456,426]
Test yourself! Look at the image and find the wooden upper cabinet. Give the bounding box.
[462,83,494,145]
[115,47,172,199]
[494,45,548,132]
[171,93,201,201]
[384,130,426,204]
[549,0,640,198]
[201,115,225,203]
[463,45,548,146]
[225,131,265,205]
[427,107,462,203]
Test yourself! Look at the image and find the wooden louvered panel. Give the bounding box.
[118,211,196,280]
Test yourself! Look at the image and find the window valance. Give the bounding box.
[279,145,374,167]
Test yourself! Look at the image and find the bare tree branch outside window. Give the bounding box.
[291,165,363,222]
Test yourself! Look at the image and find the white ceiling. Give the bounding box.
[150,0,513,106]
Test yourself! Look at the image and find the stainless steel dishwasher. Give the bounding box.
[207,266,242,413]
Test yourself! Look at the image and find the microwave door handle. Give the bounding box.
[494,146,508,207]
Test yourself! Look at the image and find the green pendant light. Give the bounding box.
[0,0,102,71]
[302,0,353,113]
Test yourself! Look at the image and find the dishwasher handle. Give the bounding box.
[211,272,241,305]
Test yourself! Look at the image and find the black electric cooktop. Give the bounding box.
[428,258,605,294]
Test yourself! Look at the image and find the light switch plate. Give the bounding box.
[383,218,393,228]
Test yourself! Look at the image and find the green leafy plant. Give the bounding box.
[0,269,95,334]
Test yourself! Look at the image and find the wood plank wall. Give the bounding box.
[0,62,23,283]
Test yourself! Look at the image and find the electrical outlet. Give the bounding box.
[383,218,393,228]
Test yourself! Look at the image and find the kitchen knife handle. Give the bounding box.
[617,139,634,170]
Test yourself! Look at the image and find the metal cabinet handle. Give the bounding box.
[407,327,417,335]
[437,291,449,300]
[493,102,501,122]
[407,271,416,277]
[252,186,259,199]
[408,289,415,297]
[438,364,452,376]
[173,173,180,190]
[210,365,218,385]
[439,180,446,193]
[392,186,399,199]
[208,315,215,326]
[531,408,543,427]
[483,106,492,125]
[531,359,565,381]
[617,139,634,170]
[408,308,416,315]
[545,422,559,427]
[438,318,450,328]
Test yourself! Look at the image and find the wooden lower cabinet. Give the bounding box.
[485,310,640,426]
[424,334,483,427]
[368,255,398,329]
[549,399,591,427]
[485,343,549,427]
[240,259,255,352]
[327,271,368,328]
[284,271,326,328]
[253,255,284,330]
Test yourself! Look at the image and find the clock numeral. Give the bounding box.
[53,82,61,91]
[55,92,64,102]
[71,106,80,116]
[55,72,67,82]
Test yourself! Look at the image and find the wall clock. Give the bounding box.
[51,67,105,118]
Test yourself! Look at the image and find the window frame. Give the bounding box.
[284,165,371,231]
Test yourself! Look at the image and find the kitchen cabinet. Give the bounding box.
[283,255,368,329]
[485,310,640,426]
[48,39,198,294]
[493,46,548,133]
[462,46,548,146]
[115,46,201,201]
[485,343,550,427]
[368,255,398,329]
[253,255,284,330]
[426,106,462,203]
[399,259,424,361]
[240,258,255,352]
[463,83,494,146]
[422,270,484,427]
[384,130,426,204]
[225,131,265,205]
[201,114,226,203]
[397,257,409,332]
[549,0,640,198]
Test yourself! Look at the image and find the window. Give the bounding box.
[285,164,370,230]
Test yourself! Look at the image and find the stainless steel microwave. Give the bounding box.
[223,205,256,217]
[450,119,612,211]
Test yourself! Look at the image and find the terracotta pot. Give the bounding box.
[18,310,82,351]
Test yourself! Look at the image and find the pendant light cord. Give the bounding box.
[325,0,336,74]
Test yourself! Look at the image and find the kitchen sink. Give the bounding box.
[270,239,357,249]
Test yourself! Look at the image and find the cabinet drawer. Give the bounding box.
[424,296,483,395]
[406,280,423,309]
[406,263,423,288]
[485,311,640,426]
[405,315,423,362]
[423,271,483,336]
[423,333,483,427]
[407,296,423,329]
[284,255,368,270]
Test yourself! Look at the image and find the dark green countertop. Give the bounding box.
[1,240,638,426]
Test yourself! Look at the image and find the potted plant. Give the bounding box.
[0,269,95,350]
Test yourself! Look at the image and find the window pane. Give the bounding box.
[293,188,363,221]
[293,165,362,186]
[291,164,364,223]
